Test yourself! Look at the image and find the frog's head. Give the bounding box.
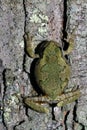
[43,41,62,59]
[35,41,62,60]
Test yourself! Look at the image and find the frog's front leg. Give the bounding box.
[24,96,50,113]
[56,89,81,107]
[24,33,39,58]
[63,32,76,55]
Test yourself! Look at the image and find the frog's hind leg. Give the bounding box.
[56,89,81,107]
[24,96,50,113]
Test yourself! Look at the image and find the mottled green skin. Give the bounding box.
[24,33,80,113]
[35,41,70,99]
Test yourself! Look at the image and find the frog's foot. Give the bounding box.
[24,32,39,58]
[56,89,81,107]
[63,31,76,55]
[24,96,50,113]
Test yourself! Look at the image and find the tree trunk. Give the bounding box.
[0,0,87,130]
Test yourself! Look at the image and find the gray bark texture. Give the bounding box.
[0,0,87,130]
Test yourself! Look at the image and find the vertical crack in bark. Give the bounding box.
[62,0,70,129]
[64,111,70,130]
[62,0,67,39]
[22,0,28,73]
[23,0,27,33]
[73,101,78,123]
[73,101,85,130]
[22,0,31,118]
[2,69,8,130]
[62,0,68,127]
[62,0,70,52]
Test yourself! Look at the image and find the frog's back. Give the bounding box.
[35,41,71,99]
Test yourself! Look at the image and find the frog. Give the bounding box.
[23,32,80,113]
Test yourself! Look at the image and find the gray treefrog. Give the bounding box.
[23,33,80,113]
